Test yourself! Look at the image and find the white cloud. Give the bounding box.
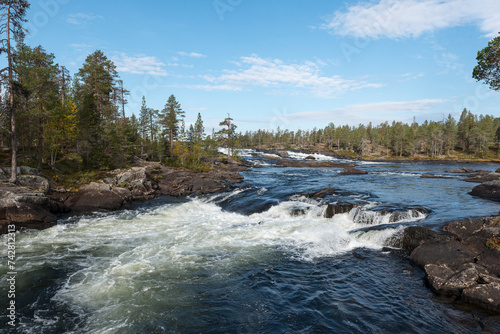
[112,53,167,76]
[195,54,382,97]
[323,0,500,39]
[277,99,448,125]
[178,51,207,58]
[66,13,103,25]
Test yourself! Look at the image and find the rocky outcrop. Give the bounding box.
[402,216,500,313]
[464,171,500,183]
[158,167,244,197]
[470,180,500,201]
[339,167,368,175]
[64,182,131,211]
[0,185,68,234]
[324,203,359,218]
[0,162,247,234]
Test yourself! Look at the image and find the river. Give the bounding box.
[1,150,500,333]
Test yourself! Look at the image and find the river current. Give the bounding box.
[1,150,500,333]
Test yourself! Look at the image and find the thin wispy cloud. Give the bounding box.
[322,0,500,39]
[112,53,167,76]
[195,54,382,97]
[178,51,207,58]
[276,99,448,125]
[66,13,103,26]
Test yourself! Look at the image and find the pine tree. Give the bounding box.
[193,112,205,144]
[218,114,237,158]
[74,50,120,167]
[0,0,30,183]
[160,94,184,158]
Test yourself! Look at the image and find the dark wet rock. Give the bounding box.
[275,151,289,158]
[64,182,127,211]
[158,167,244,197]
[290,207,310,216]
[443,217,498,241]
[465,171,500,183]
[410,240,476,268]
[303,188,340,199]
[421,174,452,179]
[324,203,359,218]
[305,155,316,160]
[463,283,500,312]
[476,249,500,277]
[450,167,475,173]
[425,263,488,296]
[339,167,367,175]
[352,251,367,259]
[471,180,500,201]
[392,226,455,254]
[405,216,500,313]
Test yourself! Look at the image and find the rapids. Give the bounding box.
[1,152,500,333]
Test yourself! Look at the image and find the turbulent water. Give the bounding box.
[2,150,500,333]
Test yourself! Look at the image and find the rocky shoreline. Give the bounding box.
[391,217,500,313]
[0,160,248,234]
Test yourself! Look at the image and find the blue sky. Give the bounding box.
[21,0,500,132]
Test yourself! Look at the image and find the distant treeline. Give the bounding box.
[236,110,500,159]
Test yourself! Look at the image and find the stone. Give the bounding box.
[450,167,475,173]
[339,167,368,175]
[462,283,500,312]
[17,175,50,194]
[324,203,358,218]
[303,188,340,199]
[64,182,126,211]
[471,181,500,201]
[410,240,476,268]
[425,263,486,296]
[394,226,454,254]
[476,249,500,277]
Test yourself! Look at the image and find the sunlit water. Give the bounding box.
[2,152,500,333]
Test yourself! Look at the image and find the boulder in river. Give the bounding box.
[338,167,367,175]
[449,167,475,173]
[470,180,500,201]
[324,203,359,218]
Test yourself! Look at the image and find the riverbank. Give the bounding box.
[390,216,500,314]
[0,159,249,234]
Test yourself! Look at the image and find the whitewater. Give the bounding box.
[1,153,500,333]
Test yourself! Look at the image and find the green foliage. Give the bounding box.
[473,33,500,91]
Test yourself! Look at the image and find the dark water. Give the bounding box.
[1,151,500,333]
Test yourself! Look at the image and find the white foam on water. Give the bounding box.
[1,199,422,333]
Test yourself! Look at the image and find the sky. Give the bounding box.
[18,0,500,132]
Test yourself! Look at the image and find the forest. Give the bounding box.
[1,1,500,184]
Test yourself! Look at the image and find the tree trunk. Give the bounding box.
[7,8,17,183]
